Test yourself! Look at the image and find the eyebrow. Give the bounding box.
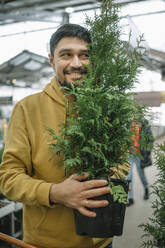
[58,49,89,54]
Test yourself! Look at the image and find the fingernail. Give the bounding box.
[103,180,108,184]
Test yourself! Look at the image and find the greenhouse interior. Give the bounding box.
[0,0,165,247]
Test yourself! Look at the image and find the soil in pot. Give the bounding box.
[74,178,128,238]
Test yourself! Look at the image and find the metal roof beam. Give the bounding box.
[0,13,62,23]
[0,0,97,12]
[115,0,151,4]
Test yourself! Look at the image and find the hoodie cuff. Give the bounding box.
[36,182,55,208]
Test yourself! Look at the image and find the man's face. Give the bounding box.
[49,37,90,88]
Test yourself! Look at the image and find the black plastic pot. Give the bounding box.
[74,178,128,238]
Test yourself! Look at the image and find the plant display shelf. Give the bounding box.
[0,199,23,243]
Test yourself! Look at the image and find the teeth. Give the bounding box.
[71,73,81,76]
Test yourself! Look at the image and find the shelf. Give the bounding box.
[0,200,22,219]
[0,201,15,218]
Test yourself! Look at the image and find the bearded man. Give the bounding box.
[0,24,129,248]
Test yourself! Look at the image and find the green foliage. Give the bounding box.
[109,182,128,204]
[86,0,143,92]
[0,146,4,164]
[48,0,145,202]
[140,143,165,248]
[139,117,154,151]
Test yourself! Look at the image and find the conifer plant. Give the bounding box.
[48,0,143,201]
[140,142,165,248]
[48,0,144,237]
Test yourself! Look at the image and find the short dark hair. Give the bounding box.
[49,23,91,56]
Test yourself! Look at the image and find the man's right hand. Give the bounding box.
[49,173,110,217]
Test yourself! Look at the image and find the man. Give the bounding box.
[0,24,128,248]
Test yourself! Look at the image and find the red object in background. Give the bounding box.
[131,122,140,154]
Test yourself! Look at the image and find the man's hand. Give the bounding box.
[49,173,110,217]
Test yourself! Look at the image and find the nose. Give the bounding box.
[70,55,82,68]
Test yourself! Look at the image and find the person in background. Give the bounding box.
[0,24,129,248]
[127,118,154,206]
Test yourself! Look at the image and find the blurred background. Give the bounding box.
[0,0,165,247]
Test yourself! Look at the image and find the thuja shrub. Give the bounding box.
[47,0,144,201]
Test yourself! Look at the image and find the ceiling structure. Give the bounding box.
[1,0,164,26]
[0,50,53,87]
[142,49,165,81]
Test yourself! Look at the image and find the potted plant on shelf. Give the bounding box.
[47,0,144,238]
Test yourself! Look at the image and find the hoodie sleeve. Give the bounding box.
[0,102,53,208]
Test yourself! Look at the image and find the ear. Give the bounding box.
[48,53,55,70]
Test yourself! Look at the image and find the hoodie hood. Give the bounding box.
[43,77,66,107]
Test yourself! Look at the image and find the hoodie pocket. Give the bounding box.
[24,204,47,232]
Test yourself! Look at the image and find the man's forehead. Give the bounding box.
[55,37,89,52]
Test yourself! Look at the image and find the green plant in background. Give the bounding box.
[140,143,165,248]
[0,146,4,164]
[47,0,145,203]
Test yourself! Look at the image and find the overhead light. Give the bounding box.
[65,7,74,14]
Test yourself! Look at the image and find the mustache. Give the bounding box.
[63,68,88,75]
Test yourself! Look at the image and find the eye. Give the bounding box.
[60,52,72,57]
[80,53,89,59]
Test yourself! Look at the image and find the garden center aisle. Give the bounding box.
[113,134,165,248]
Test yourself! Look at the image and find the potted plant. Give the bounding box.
[47,0,144,238]
[140,142,165,247]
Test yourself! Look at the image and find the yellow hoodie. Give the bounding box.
[0,77,129,248]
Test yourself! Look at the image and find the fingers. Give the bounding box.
[83,186,110,199]
[78,199,109,218]
[82,199,109,208]
[78,207,96,218]
[83,179,108,190]
[69,174,108,189]
[70,173,89,181]
[56,174,110,216]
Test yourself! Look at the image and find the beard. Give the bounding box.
[61,80,74,90]
[58,67,88,90]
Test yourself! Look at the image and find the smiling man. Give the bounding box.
[49,24,90,89]
[49,36,90,87]
[0,24,115,248]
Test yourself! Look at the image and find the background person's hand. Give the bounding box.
[49,173,110,217]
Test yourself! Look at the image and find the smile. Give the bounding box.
[66,72,83,80]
